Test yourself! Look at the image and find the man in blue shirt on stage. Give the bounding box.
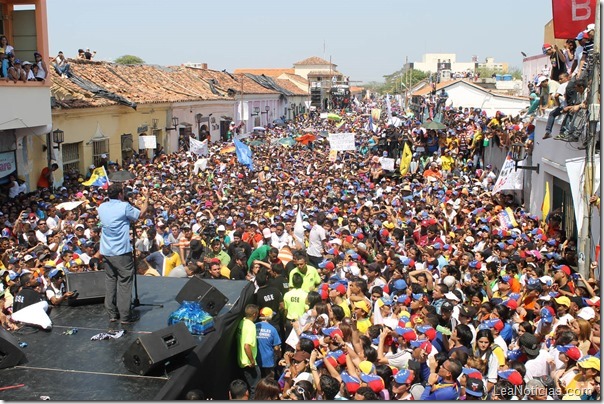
[98,183,148,324]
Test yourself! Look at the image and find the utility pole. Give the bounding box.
[578,0,600,277]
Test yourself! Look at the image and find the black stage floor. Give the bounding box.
[0,276,244,401]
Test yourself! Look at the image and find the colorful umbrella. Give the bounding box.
[296,133,317,145]
[327,113,342,122]
[423,121,446,130]
[278,137,296,147]
[219,145,236,154]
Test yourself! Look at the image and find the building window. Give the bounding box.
[121,133,133,162]
[62,142,81,174]
[92,139,109,167]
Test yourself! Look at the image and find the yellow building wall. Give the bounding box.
[37,104,170,183]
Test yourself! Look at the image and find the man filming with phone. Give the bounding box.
[98,183,148,324]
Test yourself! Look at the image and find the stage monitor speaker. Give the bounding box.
[122,322,197,375]
[0,328,26,369]
[66,270,106,306]
[175,277,228,316]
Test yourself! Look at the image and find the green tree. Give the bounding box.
[114,55,145,65]
[509,67,522,80]
[363,69,429,95]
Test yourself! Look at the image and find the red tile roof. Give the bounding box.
[279,72,309,86]
[50,59,232,109]
[233,68,294,77]
[274,78,309,96]
[293,56,334,66]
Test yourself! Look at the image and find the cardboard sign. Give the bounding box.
[328,133,356,151]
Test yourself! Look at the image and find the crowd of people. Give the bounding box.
[0,35,48,83]
[0,67,600,399]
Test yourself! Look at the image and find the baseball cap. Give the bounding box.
[392,279,408,291]
[556,345,582,361]
[444,292,460,302]
[353,300,370,313]
[341,371,361,394]
[322,327,344,339]
[393,369,414,385]
[465,378,484,398]
[577,355,600,371]
[483,318,504,332]
[394,327,417,342]
[462,367,483,379]
[259,307,273,319]
[329,282,347,296]
[409,339,432,354]
[504,299,518,310]
[358,360,375,375]
[578,306,596,321]
[519,333,540,356]
[292,350,310,362]
[539,307,554,323]
[498,369,523,386]
[416,325,436,341]
[553,264,571,276]
[507,349,523,361]
[555,296,571,307]
[48,268,64,279]
[459,306,477,319]
[359,373,385,393]
[526,278,542,291]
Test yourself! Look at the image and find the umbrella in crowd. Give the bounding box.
[295,133,317,145]
[423,120,447,130]
[218,145,236,154]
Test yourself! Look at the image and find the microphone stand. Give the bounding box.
[130,203,163,309]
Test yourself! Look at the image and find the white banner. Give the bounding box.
[380,157,395,171]
[190,137,208,157]
[328,133,356,151]
[138,135,157,149]
[492,156,524,194]
[566,155,600,238]
[0,151,16,179]
[320,112,329,119]
[237,101,249,121]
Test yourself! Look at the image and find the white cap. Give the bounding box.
[578,307,595,321]
[445,292,460,301]
[587,23,595,31]
[262,228,271,238]
[293,372,313,385]
[537,75,548,85]
[443,275,457,290]
[100,154,107,158]
[217,224,226,232]
[89,165,95,169]
[538,276,553,286]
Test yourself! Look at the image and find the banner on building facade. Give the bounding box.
[492,156,523,194]
[0,151,16,180]
[552,0,596,39]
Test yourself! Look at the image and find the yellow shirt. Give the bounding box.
[284,288,308,321]
[163,253,183,277]
[440,155,454,171]
[356,317,372,334]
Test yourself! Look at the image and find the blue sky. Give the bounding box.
[46,0,553,83]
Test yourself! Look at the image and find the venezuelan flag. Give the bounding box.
[82,166,109,188]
